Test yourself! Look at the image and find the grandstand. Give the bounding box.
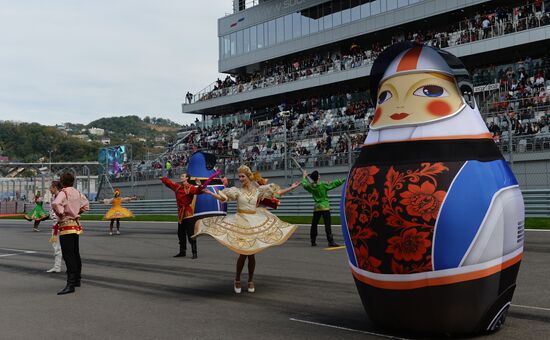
[151,0,550,195]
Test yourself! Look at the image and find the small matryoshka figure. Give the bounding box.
[187,150,228,219]
[341,42,524,335]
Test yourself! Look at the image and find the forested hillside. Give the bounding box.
[0,122,100,162]
[0,116,183,162]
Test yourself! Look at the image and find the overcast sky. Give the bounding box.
[0,0,231,126]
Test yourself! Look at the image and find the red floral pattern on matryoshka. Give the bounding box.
[345,162,456,274]
[399,181,446,222]
[386,228,431,262]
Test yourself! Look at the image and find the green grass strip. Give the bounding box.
[524,217,550,229]
[2,214,550,229]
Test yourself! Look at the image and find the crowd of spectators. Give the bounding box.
[198,46,371,103]
[476,53,550,153]
[125,91,372,180]
[190,1,550,104]
[147,0,550,178]
[475,55,550,112]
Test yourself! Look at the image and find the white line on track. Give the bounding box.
[289,318,411,339]
[0,248,36,258]
[512,304,550,312]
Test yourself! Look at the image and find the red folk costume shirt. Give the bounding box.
[160,177,202,222]
[51,187,90,235]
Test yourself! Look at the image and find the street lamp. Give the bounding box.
[279,110,290,185]
[48,150,53,173]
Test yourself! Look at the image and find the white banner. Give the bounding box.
[232,139,239,150]
[474,83,500,93]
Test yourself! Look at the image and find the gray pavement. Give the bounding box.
[0,219,548,340]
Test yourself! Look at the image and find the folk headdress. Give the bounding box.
[238,165,267,185]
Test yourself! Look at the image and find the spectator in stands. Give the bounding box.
[165,160,172,177]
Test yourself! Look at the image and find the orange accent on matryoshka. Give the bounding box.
[396,46,423,72]
[427,100,452,117]
[373,107,382,125]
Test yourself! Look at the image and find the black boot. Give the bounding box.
[57,274,77,295]
[74,274,81,287]
[192,252,198,259]
[191,242,197,259]
[326,227,340,247]
[174,245,186,257]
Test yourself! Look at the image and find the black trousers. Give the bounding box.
[178,218,197,254]
[59,233,81,283]
[311,210,335,244]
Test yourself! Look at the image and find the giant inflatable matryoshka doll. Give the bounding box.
[341,42,524,334]
[187,151,227,218]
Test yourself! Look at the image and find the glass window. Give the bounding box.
[301,10,310,36]
[310,7,319,34]
[243,28,250,53]
[250,25,257,51]
[276,17,284,43]
[371,0,380,15]
[361,1,371,18]
[387,0,397,10]
[268,19,276,46]
[236,29,243,55]
[264,22,269,47]
[398,0,409,7]
[284,14,293,41]
[293,12,302,39]
[342,7,351,24]
[380,0,387,12]
[223,35,230,58]
[230,32,237,56]
[351,0,361,21]
[332,1,342,27]
[323,3,333,30]
[257,23,264,49]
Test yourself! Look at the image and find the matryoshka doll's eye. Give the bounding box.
[377,90,392,105]
[413,85,449,98]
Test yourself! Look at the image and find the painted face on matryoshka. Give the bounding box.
[371,72,465,129]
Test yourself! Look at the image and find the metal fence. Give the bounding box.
[2,189,547,217]
[77,190,550,218]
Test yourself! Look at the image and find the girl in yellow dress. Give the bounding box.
[196,165,300,294]
[103,189,135,235]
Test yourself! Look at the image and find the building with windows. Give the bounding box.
[89,127,105,136]
[180,0,550,188]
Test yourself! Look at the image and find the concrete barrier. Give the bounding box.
[2,189,547,217]
[87,190,550,217]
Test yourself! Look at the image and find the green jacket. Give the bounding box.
[301,178,345,211]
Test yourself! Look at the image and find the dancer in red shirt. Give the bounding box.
[160,173,202,258]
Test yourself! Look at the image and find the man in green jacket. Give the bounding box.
[301,170,344,247]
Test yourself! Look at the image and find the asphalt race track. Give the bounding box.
[0,219,548,339]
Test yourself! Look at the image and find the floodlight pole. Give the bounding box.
[48,150,53,173]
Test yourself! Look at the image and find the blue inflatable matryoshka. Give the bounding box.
[341,42,524,334]
[187,151,227,218]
